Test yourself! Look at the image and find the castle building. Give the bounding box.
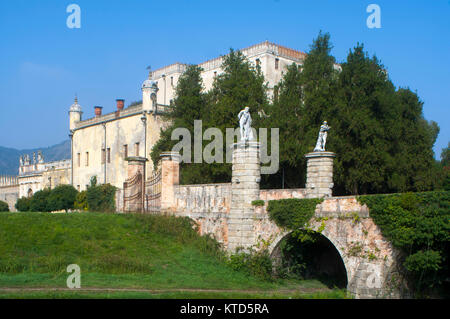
[1,41,307,211]
[150,41,307,106]
[69,41,307,193]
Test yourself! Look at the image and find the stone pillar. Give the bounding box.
[124,156,146,212]
[304,151,335,198]
[228,141,261,252]
[160,151,180,212]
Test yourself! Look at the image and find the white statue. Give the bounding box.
[32,152,36,164]
[25,154,30,165]
[314,121,331,152]
[37,151,44,163]
[238,106,254,141]
[19,155,23,166]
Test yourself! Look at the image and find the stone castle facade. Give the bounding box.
[0,41,306,211]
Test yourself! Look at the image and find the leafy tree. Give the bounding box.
[262,31,337,189]
[441,142,450,167]
[201,49,268,183]
[0,200,9,212]
[86,176,116,212]
[47,184,78,212]
[15,197,31,212]
[30,189,51,212]
[261,63,304,188]
[151,51,268,184]
[151,64,208,183]
[74,190,88,211]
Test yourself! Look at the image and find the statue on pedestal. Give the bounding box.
[32,152,36,164]
[238,106,254,141]
[19,155,23,167]
[313,121,331,152]
[38,151,44,163]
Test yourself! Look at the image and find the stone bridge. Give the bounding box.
[122,144,402,299]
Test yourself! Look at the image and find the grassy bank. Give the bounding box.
[0,212,347,298]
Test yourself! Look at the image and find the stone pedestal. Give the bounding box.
[305,151,335,198]
[124,156,147,212]
[160,151,180,211]
[228,141,260,252]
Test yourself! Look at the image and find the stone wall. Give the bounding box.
[259,188,307,200]
[0,185,19,211]
[174,183,231,245]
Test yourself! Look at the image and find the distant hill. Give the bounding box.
[0,140,71,175]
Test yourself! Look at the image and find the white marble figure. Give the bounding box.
[32,152,36,164]
[37,151,44,163]
[19,155,23,167]
[25,154,30,165]
[238,106,254,141]
[314,121,331,152]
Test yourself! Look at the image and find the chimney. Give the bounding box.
[116,99,125,111]
[94,106,103,117]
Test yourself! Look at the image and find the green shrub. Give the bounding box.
[0,200,9,212]
[227,248,273,281]
[15,197,31,212]
[86,176,116,212]
[30,189,52,212]
[267,198,323,242]
[358,191,450,297]
[74,190,88,211]
[251,200,265,206]
[48,184,78,212]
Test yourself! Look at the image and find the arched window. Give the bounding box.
[27,188,33,198]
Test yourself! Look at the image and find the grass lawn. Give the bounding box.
[0,212,349,299]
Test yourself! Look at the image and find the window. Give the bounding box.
[124,145,128,158]
[135,143,140,156]
[256,58,260,66]
[85,152,89,166]
[275,58,279,70]
[77,153,81,167]
[107,148,111,163]
[214,71,217,77]
[170,76,174,86]
[101,148,106,164]
[77,185,80,191]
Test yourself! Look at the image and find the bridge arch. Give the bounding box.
[269,229,349,288]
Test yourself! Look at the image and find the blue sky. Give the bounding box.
[0,0,449,158]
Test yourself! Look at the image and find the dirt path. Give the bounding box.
[0,286,329,294]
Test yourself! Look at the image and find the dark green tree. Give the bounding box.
[262,31,337,189]
[151,51,268,184]
[15,197,31,212]
[441,142,450,167]
[332,44,439,195]
[0,200,9,212]
[261,63,304,188]
[204,49,268,183]
[30,189,51,212]
[332,44,401,195]
[389,88,440,192]
[150,64,209,183]
[47,184,78,212]
[86,176,116,212]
